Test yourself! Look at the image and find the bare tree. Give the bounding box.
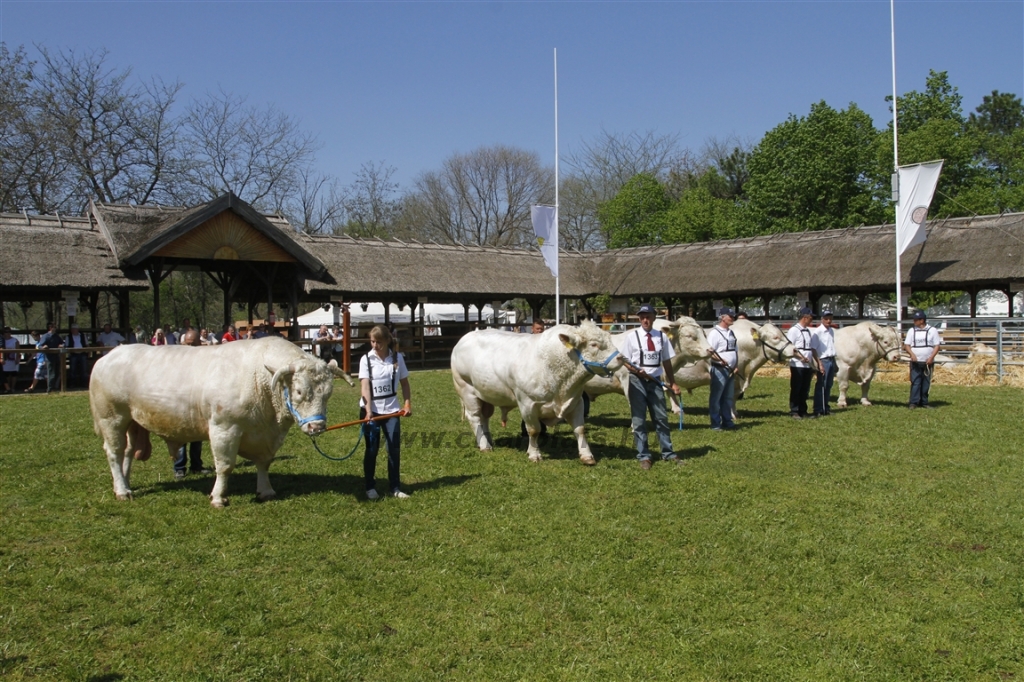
[562,130,689,249]
[404,145,553,247]
[182,89,319,211]
[292,167,345,234]
[342,161,401,238]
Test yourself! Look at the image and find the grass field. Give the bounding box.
[1,372,1022,681]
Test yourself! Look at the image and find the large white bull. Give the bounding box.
[583,316,713,402]
[90,336,351,507]
[451,320,625,464]
[672,320,796,402]
[835,322,903,407]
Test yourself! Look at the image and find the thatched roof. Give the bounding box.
[91,193,327,278]
[299,234,590,301]
[0,213,148,297]
[591,213,1024,298]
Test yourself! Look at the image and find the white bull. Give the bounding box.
[835,322,903,407]
[451,320,625,464]
[89,336,352,507]
[672,320,796,406]
[583,316,713,403]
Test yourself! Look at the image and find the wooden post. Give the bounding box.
[857,293,866,319]
[342,304,351,375]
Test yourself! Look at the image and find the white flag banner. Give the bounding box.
[531,204,558,278]
[896,160,943,256]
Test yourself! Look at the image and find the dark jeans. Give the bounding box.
[361,407,401,493]
[789,366,814,416]
[813,358,837,415]
[174,442,204,473]
[68,353,88,388]
[628,374,674,460]
[909,362,933,406]
[709,364,735,429]
[45,356,60,392]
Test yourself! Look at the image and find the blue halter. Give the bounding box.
[282,386,326,428]
[572,348,621,377]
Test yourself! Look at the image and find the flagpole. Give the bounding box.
[891,0,902,325]
[553,47,560,325]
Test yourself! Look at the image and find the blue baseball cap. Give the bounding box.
[719,307,735,318]
[821,309,834,317]
[637,304,656,315]
[798,307,813,317]
[912,310,926,320]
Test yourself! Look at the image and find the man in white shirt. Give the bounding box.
[621,304,681,469]
[96,323,125,356]
[707,307,739,431]
[903,310,942,409]
[812,310,837,417]
[787,307,821,419]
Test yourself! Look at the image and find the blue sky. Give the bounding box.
[2,1,1022,190]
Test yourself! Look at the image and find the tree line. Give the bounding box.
[3,44,1021,254]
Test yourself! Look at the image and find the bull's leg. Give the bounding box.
[207,426,241,508]
[520,401,545,462]
[859,368,876,406]
[253,458,276,502]
[836,366,851,408]
[98,418,132,500]
[567,400,595,466]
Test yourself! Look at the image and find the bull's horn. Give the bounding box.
[327,359,356,387]
[267,363,296,392]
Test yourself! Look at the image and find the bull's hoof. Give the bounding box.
[528,453,542,463]
[210,497,229,508]
[861,400,873,406]
[837,400,848,408]
[256,492,276,503]
[115,491,133,501]
[479,446,493,452]
[580,455,596,466]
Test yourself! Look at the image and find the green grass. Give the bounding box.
[1,373,1022,681]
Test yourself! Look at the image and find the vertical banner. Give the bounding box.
[896,161,943,255]
[531,204,559,278]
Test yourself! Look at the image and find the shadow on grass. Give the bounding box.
[86,675,125,682]
[141,470,479,502]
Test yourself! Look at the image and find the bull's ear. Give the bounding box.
[558,332,578,350]
[266,363,296,392]
[327,359,356,387]
[750,329,761,341]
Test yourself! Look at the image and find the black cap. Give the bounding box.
[912,310,926,320]
[719,307,735,318]
[637,304,656,315]
[821,309,834,317]
[798,307,813,317]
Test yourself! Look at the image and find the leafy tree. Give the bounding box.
[662,184,740,243]
[742,101,884,234]
[598,173,671,248]
[965,90,1024,212]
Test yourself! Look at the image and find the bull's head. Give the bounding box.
[267,361,334,435]
[871,324,903,361]
[559,320,626,377]
[755,323,796,363]
[658,316,712,362]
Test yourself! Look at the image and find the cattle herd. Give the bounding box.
[89,317,905,506]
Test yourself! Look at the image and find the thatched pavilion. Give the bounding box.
[1,193,1021,339]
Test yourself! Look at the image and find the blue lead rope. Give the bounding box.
[311,426,364,462]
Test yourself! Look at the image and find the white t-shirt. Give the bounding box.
[358,351,409,414]
[904,325,942,362]
[814,325,836,359]
[97,330,125,354]
[707,325,738,369]
[787,323,815,368]
[622,328,674,378]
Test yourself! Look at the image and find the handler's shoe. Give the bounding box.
[366,489,379,500]
[174,470,186,481]
[639,459,652,470]
[392,490,410,499]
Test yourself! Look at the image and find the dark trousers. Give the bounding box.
[909,362,933,406]
[813,358,837,416]
[361,407,401,493]
[174,442,204,472]
[68,353,88,388]
[789,367,814,416]
[45,356,60,392]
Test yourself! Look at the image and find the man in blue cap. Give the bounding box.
[903,310,941,408]
[786,307,821,419]
[621,304,681,469]
[707,307,739,430]
[812,310,837,417]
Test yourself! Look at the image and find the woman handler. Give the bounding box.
[359,325,412,500]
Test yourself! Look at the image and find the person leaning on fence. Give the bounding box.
[173,329,211,479]
[315,324,334,363]
[622,304,682,469]
[787,307,822,419]
[812,310,838,417]
[38,323,63,392]
[359,324,412,500]
[707,307,739,431]
[903,310,942,409]
[2,328,18,393]
[97,323,125,356]
[24,331,46,393]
